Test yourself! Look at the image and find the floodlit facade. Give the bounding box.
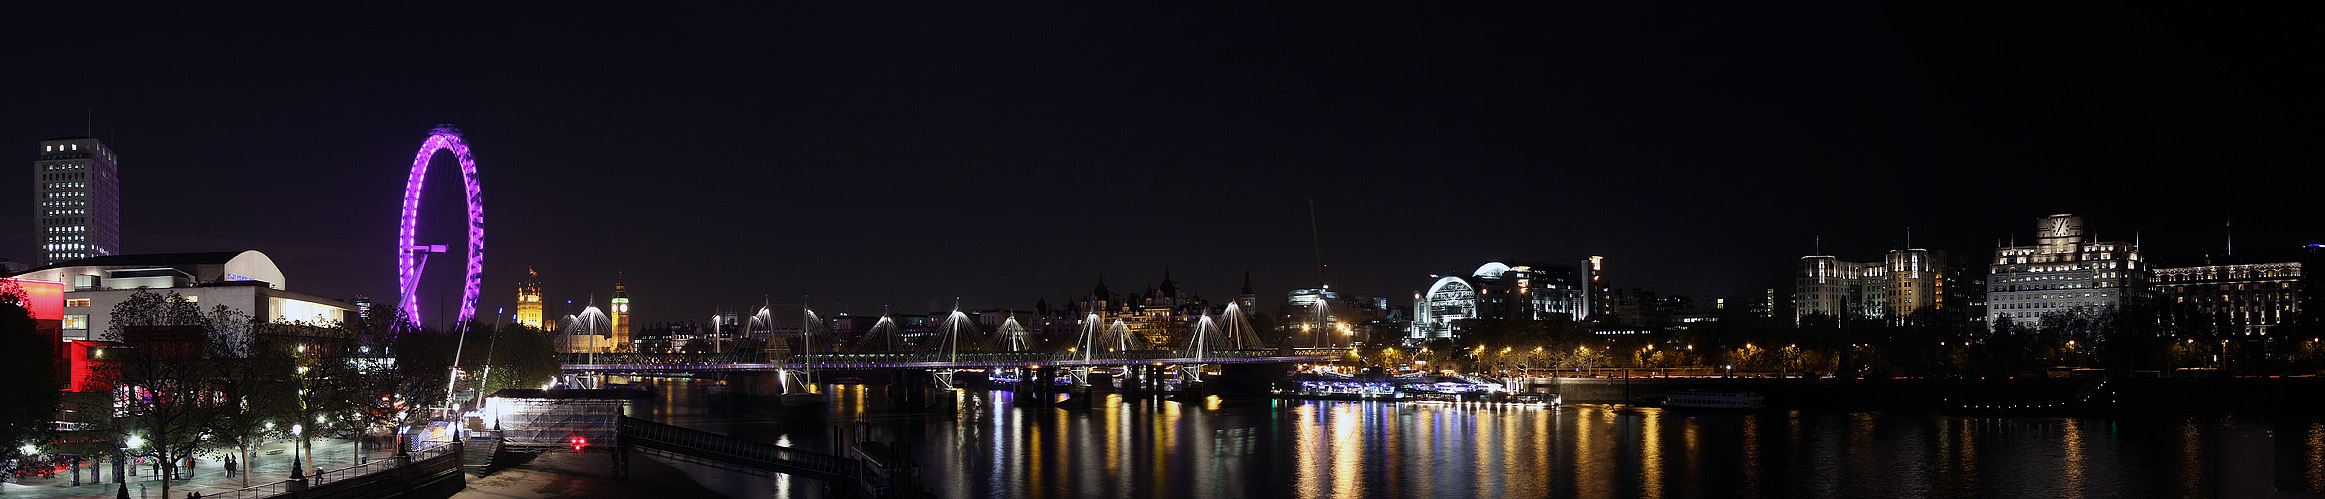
[12,250,353,342]
[1795,249,1968,325]
[516,269,544,328]
[34,136,122,265]
[609,272,632,351]
[1412,261,1587,339]
[1986,214,2149,332]
[2154,256,2304,336]
[1796,256,1883,323]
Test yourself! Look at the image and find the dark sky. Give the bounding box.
[5,3,2319,325]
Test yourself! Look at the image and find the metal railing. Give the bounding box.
[212,442,461,499]
[618,416,863,483]
[558,352,766,365]
[309,457,397,487]
[214,479,293,499]
[564,348,1349,368]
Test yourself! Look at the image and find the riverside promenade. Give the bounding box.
[1,436,396,499]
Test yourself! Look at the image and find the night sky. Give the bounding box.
[5,3,2319,326]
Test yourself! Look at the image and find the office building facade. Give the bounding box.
[1797,248,1973,326]
[1986,214,2149,332]
[2153,254,2304,337]
[34,137,121,265]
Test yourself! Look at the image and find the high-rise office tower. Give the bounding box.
[34,137,121,265]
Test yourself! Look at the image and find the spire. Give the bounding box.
[1241,271,1254,295]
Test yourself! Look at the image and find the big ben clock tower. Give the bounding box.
[610,271,632,352]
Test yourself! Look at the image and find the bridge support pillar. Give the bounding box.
[890,370,935,410]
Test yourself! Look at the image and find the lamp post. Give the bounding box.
[124,434,142,481]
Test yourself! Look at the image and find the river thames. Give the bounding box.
[628,378,2325,498]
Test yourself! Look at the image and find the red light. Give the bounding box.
[570,436,588,452]
[5,278,65,320]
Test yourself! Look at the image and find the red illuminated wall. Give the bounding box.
[64,340,122,392]
[6,278,64,320]
[5,278,69,390]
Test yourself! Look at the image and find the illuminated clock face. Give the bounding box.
[2050,218,2070,235]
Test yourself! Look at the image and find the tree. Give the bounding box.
[105,290,207,341]
[0,282,62,469]
[339,308,451,455]
[477,323,561,397]
[92,336,227,499]
[209,324,296,488]
[88,290,258,499]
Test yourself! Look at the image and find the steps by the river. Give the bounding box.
[461,428,502,475]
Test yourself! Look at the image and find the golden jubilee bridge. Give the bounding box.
[556,304,1353,390]
[555,301,1357,392]
[557,348,1349,373]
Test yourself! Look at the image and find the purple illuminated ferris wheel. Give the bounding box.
[396,125,483,327]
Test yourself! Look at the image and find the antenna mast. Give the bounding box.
[1307,199,1326,287]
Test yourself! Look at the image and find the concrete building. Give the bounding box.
[12,250,353,343]
[1411,261,1587,340]
[1986,214,2149,332]
[34,136,122,265]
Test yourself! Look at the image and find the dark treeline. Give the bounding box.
[1352,303,2325,378]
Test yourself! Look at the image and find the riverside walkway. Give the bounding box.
[2,436,414,499]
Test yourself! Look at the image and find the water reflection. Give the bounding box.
[627,378,2320,499]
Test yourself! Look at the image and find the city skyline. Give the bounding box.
[5,4,2318,325]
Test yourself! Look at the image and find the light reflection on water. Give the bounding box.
[634,379,2324,499]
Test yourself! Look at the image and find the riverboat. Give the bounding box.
[1662,390,1764,409]
[1507,393,1561,408]
[1401,393,1462,404]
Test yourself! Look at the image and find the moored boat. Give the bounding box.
[1662,390,1764,409]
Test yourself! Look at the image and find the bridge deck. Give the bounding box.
[562,349,1347,372]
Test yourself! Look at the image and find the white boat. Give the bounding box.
[1662,390,1764,409]
[1401,393,1462,404]
[1508,393,1561,407]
